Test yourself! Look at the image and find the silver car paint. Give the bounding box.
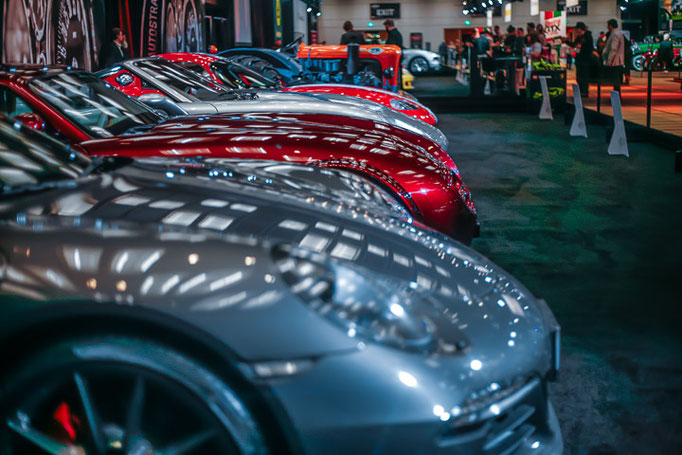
[121,59,449,150]
[404,48,444,71]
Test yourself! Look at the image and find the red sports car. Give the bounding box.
[0,66,478,243]
[156,52,438,125]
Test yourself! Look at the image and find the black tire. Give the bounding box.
[632,55,644,72]
[0,336,269,455]
[225,55,283,82]
[409,57,430,74]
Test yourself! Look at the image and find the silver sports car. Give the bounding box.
[0,121,562,454]
[403,48,443,74]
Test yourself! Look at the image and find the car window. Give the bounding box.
[177,61,211,79]
[0,86,34,118]
[210,60,277,89]
[30,71,161,138]
[0,119,89,191]
[130,59,232,101]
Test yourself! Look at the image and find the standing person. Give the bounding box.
[438,41,449,65]
[473,28,491,57]
[596,31,608,56]
[504,26,516,53]
[569,22,595,97]
[340,21,366,45]
[658,33,674,72]
[536,24,547,46]
[514,27,526,57]
[383,19,403,49]
[529,32,543,62]
[104,27,130,68]
[525,23,535,45]
[603,18,625,91]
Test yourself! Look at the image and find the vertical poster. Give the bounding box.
[486,9,492,27]
[2,0,104,70]
[542,11,566,39]
[140,0,204,56]
[504,3,511,23]
[531,0,540,16]
[274,0,282,45]
[234,0,252,44]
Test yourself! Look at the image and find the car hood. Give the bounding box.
[80,114,456,205]
[178,89,448,150]
[0,160,553,376]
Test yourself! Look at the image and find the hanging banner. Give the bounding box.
[505,4,512,23]
[486,9,493,27]
[531,0,540,16]
[2,0,104,70]
[542,11,567,39]
[140,0,204,56]
[274,0,283,45]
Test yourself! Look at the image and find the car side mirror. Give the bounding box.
[138,93,187,117]
[13,112,46,130]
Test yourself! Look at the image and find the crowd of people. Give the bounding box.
[436,19,632,97]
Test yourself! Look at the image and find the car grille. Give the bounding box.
[435,377,551,455]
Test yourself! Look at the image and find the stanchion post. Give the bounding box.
[675,151,681,174]
[646,69,653,128]
[607,90,629,157]
[597,82,601,113]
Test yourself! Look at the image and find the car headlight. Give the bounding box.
[273,245,438,352]
[390,98,420,111]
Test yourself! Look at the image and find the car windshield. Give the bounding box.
[0,118,90,193]
[131,59,234,101]
[209,60,278,89]
[29,72,161,138]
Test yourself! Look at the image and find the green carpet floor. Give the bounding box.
[439,113,682,455]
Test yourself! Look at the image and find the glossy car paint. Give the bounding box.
[0,67,477,243]
[0,123,562,454]
[156,52,438,125]
[98,58,448,150]
[403,48,443,74]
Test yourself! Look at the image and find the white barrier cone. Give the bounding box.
[570,83,588,137]
[538,76,553,120]
[607,90,629,157]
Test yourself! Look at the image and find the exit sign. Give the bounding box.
[370,3,401,19]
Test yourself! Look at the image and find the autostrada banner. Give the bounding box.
[139,0,205,56]
[541,11,567,39]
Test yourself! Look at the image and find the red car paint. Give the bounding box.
[100,63,457,173]
[0,66,477,243]
[155,52,437,125]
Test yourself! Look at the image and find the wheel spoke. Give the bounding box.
[73,373,106,455]
[123,376,145,453]
[6,412,85,455]
[159,429,216,455]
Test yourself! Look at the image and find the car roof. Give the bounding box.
[0,64,75,85]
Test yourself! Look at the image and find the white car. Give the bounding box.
[403,48,443,74]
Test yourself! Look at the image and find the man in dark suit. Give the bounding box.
[104,27,131,68]
[383,19,403,49]
[340,21,366,45]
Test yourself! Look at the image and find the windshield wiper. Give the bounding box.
[80,156,134,177]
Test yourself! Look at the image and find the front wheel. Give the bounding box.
[632,55,644,72]
[0,336,269,455]
[409,57,429,74]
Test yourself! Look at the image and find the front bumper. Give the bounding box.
[260,346,562,454]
